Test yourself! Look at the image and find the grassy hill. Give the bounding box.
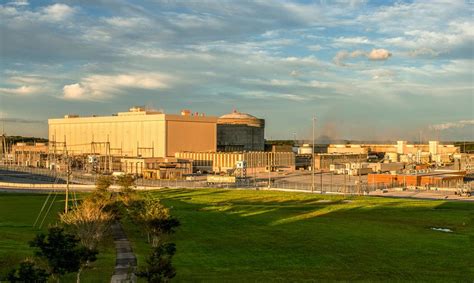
[0,189,473,282]
[128,189,474,282]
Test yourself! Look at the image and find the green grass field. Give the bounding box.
[0,192,115,282]
[1,189,473,282]
[144,189,474,282]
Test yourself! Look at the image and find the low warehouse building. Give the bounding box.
[121,157,192,179]
[11,142,49,168]
[313,153,367,170]
[175,151,295,173]
[328,141,460,164]
[368,170,466,188]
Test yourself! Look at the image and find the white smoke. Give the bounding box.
[429,120,474,131]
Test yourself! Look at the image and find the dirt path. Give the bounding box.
[110,221,137,283]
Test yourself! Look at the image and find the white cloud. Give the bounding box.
[367,48,391,60]
[281,55,321,66]
[8,75,46,84]
[429,120,474,131]
[307,45,322,51]
[407,48,440,58]
[334,48,392,65]
[333,50,350,66]
[172,13,223,29]
[62,73,172,100]
[242,78,328,89]
[63,83,86,100]
[6,0,28,6]
[0,85,40,95]
[103,16,151,28]
[334,36,370,45]
[308,80,328,88]
[290,70,300,77]
[40,4,75,22]
[361,69,395,80]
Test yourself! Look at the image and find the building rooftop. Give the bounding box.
[218,110,264,127]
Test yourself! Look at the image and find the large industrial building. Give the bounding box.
[217,110,265,152]
[48,107,217,158]
[43,106,271,177]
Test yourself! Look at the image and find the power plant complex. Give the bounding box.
[0,106,472,192]
[42,106,294,177]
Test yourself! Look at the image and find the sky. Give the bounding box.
[0,0,473,141]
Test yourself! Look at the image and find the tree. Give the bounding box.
[60,199,113,282]
[6,259,49,283]
[29,227,97,282]
[129,198,180,247]
[95,175,113,191]
[60,198,114,250]
[116,174,136,204]
[92,175,114,202]
[135,243,177,283]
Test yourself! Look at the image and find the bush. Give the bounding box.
[6,259,49,283]
[135,243,177,282]
[29,227,97,280]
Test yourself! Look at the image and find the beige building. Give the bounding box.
[48,107,217,158]
[313,153,367,170]
[121,157,192,179]
[328,141,459,163]
[175,151,295,173]
[11,142,49,167]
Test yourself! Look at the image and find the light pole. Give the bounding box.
[268,153,271,188]
[312,116,316,193]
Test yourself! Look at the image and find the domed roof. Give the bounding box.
[219,110,258,120]
[218,110,264,127]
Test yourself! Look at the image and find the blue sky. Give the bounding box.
[0,0,473,141]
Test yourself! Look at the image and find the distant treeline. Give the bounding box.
[453,142,474,153]
[5,136,49,144]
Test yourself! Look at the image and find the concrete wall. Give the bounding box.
[166,116,216,156]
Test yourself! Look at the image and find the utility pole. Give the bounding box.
[65,149,70,213]
[358,154,362,195]
[312,116,316,193]
[319,166,323,194]
[268,153,271,188]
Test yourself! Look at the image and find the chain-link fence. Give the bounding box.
[0,165,471,195]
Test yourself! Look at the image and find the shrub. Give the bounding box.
[6,259,49,283]
[135,243,177,282]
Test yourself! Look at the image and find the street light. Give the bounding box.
[312,116,316,193]
[268,153,271,188]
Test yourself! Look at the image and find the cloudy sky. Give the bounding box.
[0,0,473,141]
